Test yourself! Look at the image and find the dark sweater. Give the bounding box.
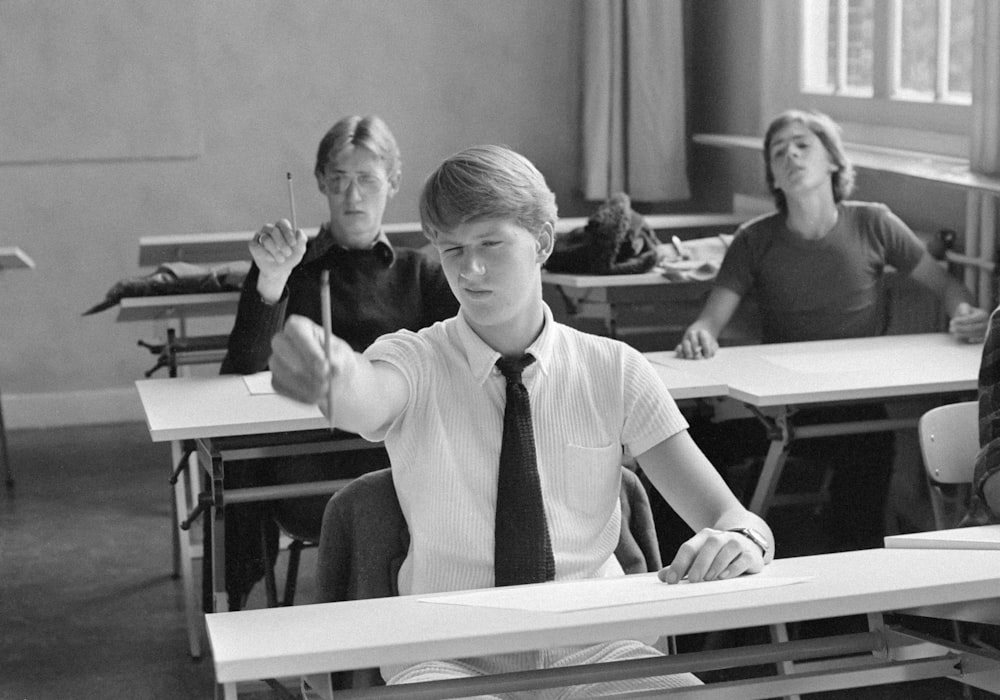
[221,225,458,375]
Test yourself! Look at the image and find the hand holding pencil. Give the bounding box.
[250,173,307,303]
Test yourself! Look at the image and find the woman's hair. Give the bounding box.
[314,115,401,181]
[418,145,557,241]
[763,109,855,213]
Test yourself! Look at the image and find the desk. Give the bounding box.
[137,362,725,658]
[542,270,715,341]
[647,333,982,516]
[128,213,748,372]
[885,524,1000,551]
[136,372,375,658]
[1,246,35,489]
[206,547,1000,699]
[137,214,747,268]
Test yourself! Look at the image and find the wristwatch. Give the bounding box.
[728,527,769,557]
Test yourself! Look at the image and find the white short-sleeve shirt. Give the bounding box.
[362,304,688,596]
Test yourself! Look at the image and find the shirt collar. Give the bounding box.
[455,303,556,385]
[306,225,397,266]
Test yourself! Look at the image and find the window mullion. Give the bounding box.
[835,0,848,93]
[936,0,951,100]
[872,0,898,99]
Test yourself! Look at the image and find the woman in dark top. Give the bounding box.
[220,115,458,608]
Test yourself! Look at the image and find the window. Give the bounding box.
[762,0,974,156]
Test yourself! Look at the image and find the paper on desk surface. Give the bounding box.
[243,371,276,395]
[420,574,811,613]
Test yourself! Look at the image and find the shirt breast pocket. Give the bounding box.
[561,442,622,518]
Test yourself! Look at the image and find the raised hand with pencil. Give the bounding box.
[249,173,308,304]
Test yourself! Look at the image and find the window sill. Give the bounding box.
[693,133,1000,197]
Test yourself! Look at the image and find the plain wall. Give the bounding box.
[0,0,592,425]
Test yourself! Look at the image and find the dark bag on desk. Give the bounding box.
[82,261,250,315]
[545,192,660,275]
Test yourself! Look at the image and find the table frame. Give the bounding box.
[206,548,1000,699]
[647,333,982,517]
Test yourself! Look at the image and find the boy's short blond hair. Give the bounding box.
[419,145,557,242]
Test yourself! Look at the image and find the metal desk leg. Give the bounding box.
[201,440,230,613]
[171,439,202,658]
[748,408,792,517]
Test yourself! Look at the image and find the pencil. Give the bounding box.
[320,269,334,430]
[286,172,298,231]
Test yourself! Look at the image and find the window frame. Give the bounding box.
[761,0,971,158]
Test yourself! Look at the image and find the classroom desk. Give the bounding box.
[885,523,1000,551]
[136,361,724,658]
[136,372,375,658]
[126,213,747,368]
[206,547,1000,699]
[137,213,747,268]
[1,246,35,489]
[542,270,715,341]
[646,333,982,517]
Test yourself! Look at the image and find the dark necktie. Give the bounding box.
[494,354,555,586]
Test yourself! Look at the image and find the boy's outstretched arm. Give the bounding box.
[637,430,773,584]
[675,286,742,359]
[270,314,409,435]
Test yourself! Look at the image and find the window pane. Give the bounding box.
[802,0,833,92]
[948,0,973,102]
[899,0,937,99]
[845,0,873,92]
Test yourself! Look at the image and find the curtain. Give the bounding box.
[966,0,1000,309]
[581,0,690,203]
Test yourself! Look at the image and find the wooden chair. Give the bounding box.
[918,400,980,530]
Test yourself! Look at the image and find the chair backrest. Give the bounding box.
[312,465,664,691]
[918,400,979,531]
[918,401,979,486]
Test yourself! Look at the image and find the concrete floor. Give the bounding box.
[0,421,994,699]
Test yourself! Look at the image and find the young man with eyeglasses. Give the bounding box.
[219,115,458,610]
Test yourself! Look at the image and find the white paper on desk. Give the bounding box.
[767,351,869,374]
[420,574,811,613]
[243,372,276,395]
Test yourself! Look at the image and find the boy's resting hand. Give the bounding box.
[658,528,764,584]
[675,327,719,359]
[949,302,988,343]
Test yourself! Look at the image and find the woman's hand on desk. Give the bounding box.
[252,219,307,303]
[949,302,989,343]
[659,528,765,585]
[675,326,719,359]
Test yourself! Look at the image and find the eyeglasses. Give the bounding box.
[321,171,387,196]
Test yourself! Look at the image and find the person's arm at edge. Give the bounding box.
[269,314,408,436]
[908,253,988,342]
[675,286,743,359]
[636,430,773,583]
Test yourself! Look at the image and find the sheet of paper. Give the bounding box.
[243,371,276,395]
[420,574,811,613]
[766,351,867,374]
